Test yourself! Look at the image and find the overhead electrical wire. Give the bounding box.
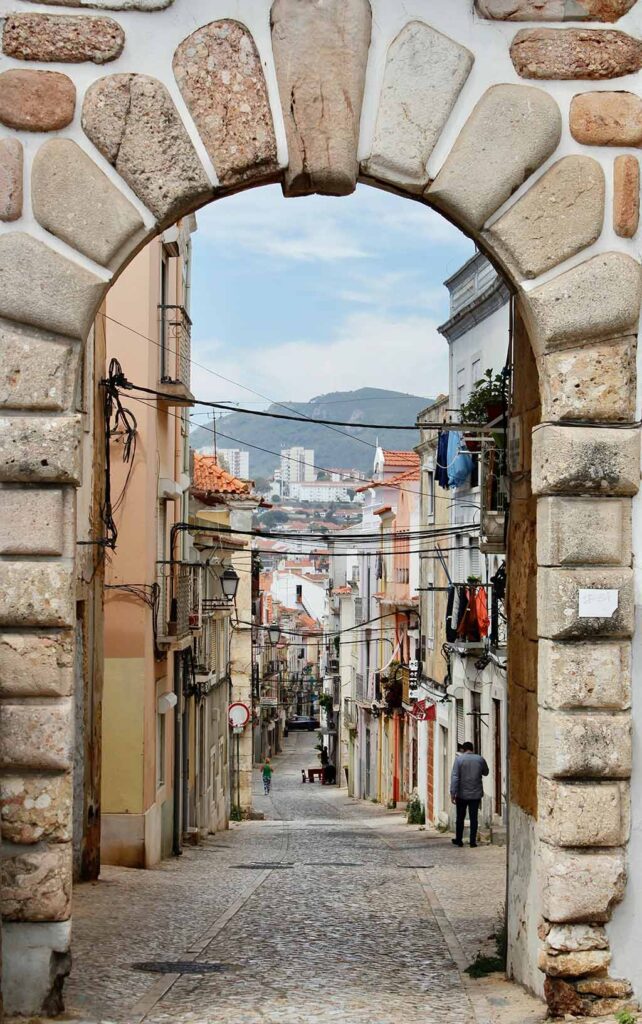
[122,392,474,511]
[109,373,423,431]
[97,310,378,451]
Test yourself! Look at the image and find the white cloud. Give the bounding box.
[190,311,447,411]
[196,182,472,265]
[198,186,368,262]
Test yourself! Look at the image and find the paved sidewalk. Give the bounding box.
[63,732,546,1024]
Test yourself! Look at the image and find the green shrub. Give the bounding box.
[406,794,425,825]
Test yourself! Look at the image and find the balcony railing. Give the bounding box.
[158,304,194,406]
[157,561,201,645]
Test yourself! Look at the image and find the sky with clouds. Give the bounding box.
[189,184,474,417]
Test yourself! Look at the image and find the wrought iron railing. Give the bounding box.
[156,561,198,643]
[159,304,191,389]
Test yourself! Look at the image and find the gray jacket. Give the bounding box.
[450,753,489,801]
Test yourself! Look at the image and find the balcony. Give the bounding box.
[156,561,201,649]
[158,304,195,407]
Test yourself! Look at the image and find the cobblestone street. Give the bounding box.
[67,733,545,1024]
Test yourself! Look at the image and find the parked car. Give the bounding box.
[286,714,320,731]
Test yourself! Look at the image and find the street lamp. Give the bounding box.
[221,567,240,601]
[268,624,281,646]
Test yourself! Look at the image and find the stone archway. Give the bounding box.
[0,0,640,1016]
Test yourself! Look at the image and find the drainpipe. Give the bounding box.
[172,650,182,857]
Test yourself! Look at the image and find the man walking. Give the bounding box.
[450,741,489,848]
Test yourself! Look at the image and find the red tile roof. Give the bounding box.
[332,585,352,595]
[193,454,252,496]
[383,450,420,468]
[373,505,393,516]
[387,468,420,487]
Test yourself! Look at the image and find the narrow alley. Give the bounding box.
[67,734,543,1024]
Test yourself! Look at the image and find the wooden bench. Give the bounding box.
[306,767,323,783]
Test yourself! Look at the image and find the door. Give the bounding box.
[493,698,502,816]
[365,728,371,799]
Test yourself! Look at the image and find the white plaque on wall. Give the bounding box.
[578,589,619,619]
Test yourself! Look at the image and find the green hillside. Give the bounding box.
[190,387,434,477]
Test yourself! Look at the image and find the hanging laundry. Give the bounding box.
[436,430,450,489]
[447,431,473,489]
[456,585,489,642]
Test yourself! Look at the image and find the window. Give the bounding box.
[471,358,481,389]
[160,251,169,379]
[456,367,466,409]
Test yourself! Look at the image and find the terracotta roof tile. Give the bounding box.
[193,454,252,496]
[383,450,420,468]
[387,468,420,486]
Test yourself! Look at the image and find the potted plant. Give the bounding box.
[460,369,507,426]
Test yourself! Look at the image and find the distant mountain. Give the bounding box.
[190,387,434,477]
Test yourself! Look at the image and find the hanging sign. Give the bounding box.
[228,702,250,729]
[409,699,436,722]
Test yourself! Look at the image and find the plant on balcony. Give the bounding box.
[318,692,333,714]
[459,369,507,426]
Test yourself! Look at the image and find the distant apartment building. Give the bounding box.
[218,448,250,479]
[280,446,315,496]
[288,480,355,503]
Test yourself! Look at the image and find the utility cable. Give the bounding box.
[110,372,423,431]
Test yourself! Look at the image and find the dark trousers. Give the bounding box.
[456,798,481,845]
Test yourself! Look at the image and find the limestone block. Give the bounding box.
[485,156,604,280]
[82,73,211,225]
[532,424,639,497]
[362,22,473,191]
[538,948,611,976]
[539,777,627,846]
[32,139,146,269]
[0,632,74,698]
[0,563,75,629]
[0,234,105,340]
[0,139,23,222]
[0,70,75,131]
[1,774,72,844]
[524,252,642,355]
[0,320,80,412]
[588,999,639,1016]
[538,336,636,422]
[511,28,642,80]
[3,14,124,63]
[173,21,278,189]
[540,844,626,922]
[427,85,561,231]
[614,155,640,238]
[0,415,81,484]
[537,496,631,567]
[22,0,171,6]
[271,0,372,196]
[0,488,68,555]
[0,701,73,771]
[1,844,71,922]
[1,921,71,1018]
[538,566,634,640]
[576,977,633,996]
[570,91,642,146]
[544,924,609,952]
[539,638,631,710]
[539,709,631,778]
[476,0,636,17]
